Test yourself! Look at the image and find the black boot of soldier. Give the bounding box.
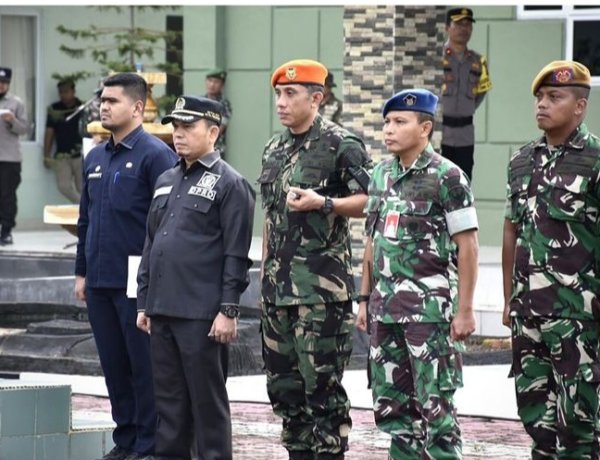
[0,226,13,245]
[317,453,344,460]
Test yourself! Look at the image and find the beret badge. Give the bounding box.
[175,97,185,110]
[286,67,297,81]
[403,94,417,106]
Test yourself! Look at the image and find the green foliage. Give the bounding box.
[50,71,94,84]
[56,6,182,78]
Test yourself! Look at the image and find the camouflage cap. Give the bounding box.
[531,60,591,95]
[206,68,227,82]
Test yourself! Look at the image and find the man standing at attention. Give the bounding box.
[258,59,372,460]
[75,72,176,460]
[137,95,255,460]
[0,66,29,246]
[356,89,478,460]
[204,68,232,158]
[44,79,84,203]
[441,7,492,180]
[503,60,600,459]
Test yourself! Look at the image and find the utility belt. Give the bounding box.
[443,116,473,128]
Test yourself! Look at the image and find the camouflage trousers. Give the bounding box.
[261,301,354,457]
[370,321,463,460]
[511,316,600,459]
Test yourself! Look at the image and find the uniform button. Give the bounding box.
[163,231,168,235]
[184,176,188,180]
[176,194,181,198]
[194,204,198,208]
[170,213,174,217]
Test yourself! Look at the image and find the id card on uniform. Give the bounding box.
[383,211,400,238]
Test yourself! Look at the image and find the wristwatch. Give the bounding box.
[220,304,240,319]
[321,196,334,215]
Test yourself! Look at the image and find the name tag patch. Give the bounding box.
[88,172,102,179]
[153,185,172,198]
[188,172,220,201]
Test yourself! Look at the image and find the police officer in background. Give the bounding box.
[259,59,372,460]
[75,72,176,460]
[503,61,600,459]
[0,66,29,245]
[441,7,492,180]
[137,96,255,460]
[357,89,478,459]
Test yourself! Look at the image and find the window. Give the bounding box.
[518,6,600,83]
[567,16,600,84]
[0,12,38,141]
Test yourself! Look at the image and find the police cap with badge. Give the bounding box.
[531,60,592,95]
[162,96,223,125]
[446,7,476,24]
[0,67,12,82]
[383,88,439,117]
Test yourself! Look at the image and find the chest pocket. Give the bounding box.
[181,198,215,234]
[379,200,434,241]
[399,201,434,240]
[545,175,589,223]
[257,162,281,209]
[110,173,140,211]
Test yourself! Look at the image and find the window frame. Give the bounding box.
[517,6,600,84]
[0,7,41,144]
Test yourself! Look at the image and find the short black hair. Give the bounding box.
[571,86,591,100]
[103,73,147,107]
[304,84,325,95]
[417,112,435,140]
[57,80,75,90]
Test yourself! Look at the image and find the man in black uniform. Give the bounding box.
[136,96,255,460]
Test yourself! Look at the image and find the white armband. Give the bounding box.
[445,207,478,236]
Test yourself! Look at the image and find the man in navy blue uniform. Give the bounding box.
[136,96,255,460]
[75,72,176,460]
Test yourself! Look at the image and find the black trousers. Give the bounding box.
[150,315,231,460]
[441,144,474,181]
[0,161,21,232]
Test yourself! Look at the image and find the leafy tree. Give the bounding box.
[55,6,182,113]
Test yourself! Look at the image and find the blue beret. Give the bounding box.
[382,89,439,118]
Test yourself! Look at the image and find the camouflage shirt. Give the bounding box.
[205,93,232,154]
[259,115,372,306]
[365,144,478,323]
[319,94,343,126]
[505,123,600,320]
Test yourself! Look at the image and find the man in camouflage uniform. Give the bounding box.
[441,7,492,181]
[356,89,479,460]
[318,73,342,126]
[204,68,232,158]
[502,60,600,459]
[259,59,372,460]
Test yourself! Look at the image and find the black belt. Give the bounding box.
[443,116,473,128]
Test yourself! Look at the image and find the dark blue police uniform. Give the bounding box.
[75,125,176,455]
[137,151,255,459]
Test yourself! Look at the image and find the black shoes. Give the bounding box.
[97,446,132,460]
[0,232,13,245]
